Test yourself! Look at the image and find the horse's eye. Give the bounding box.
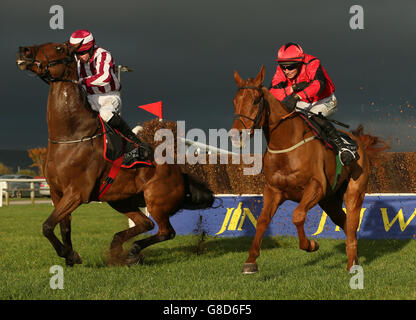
[56,46,63,52]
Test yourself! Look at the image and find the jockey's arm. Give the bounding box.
[295,60,326,103]
[270,67,293,100]
[80,51,113,88]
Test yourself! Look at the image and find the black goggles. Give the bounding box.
[75,49,90,56]
[279,63,301,70]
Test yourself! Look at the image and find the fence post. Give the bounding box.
[30,182,35,205]
[0,181,3,207]
[5,182,9,206]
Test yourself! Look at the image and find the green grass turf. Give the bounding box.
[0,203,415,299]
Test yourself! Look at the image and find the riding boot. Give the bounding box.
[107,114,152,160]
[311,115,356,166]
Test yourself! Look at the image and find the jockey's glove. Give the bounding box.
[292,81,309,92]
[282,94,300,112]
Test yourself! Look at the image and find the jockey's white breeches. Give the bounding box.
[87,92,122,122]
[296,93,338,118]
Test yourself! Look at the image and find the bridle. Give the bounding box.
[233,80,321,155]
[233,85,269,131]
[24,44,75,85]
[22,43,103,145]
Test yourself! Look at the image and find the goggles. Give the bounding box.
[279,63,300,70]
[75,49,90,56]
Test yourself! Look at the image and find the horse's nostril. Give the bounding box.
[20,47,31,57]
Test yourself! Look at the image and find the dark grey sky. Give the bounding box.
[1,0,416,151]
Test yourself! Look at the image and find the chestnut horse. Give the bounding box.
[16,42,214,266]
[231,66,387,273]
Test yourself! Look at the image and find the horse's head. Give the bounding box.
[231,65,266,148]
[17,42,78,83]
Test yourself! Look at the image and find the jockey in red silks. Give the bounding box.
[270,42,356,166]
[69,29,151,160]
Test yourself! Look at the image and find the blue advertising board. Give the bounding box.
[148,195,416,239]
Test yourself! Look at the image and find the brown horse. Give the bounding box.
[16,42,214,266]
[231,65,387,273]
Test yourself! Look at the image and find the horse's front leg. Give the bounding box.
[242,185,284,274]
[59,214,82,266]
[42,192,82,266]
[343,184,365,271]
[292,179,323,252]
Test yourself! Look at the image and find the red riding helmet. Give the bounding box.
[69,29,95,52]
[276,42,304,64]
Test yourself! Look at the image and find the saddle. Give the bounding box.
[296,111,357,154]
[95,117,152,200]
[98,116,152,169]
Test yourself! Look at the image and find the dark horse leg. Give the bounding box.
[126,210,176,266]
[293,179,322,252]
[50,185,81,266]
[58,215,82,266]
[107,197,155,265]
[318,181,348,230]
[42,192,83,266]
[124,170,182,266]
[242,185,284,274]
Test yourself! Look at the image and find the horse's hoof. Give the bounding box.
[242,263,258,274]
[66,251,82,266]
[125,243,143,266]
[347,257,360,271]
[307,240,319,252]
[125,253,143,266]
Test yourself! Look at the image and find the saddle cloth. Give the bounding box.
[98,116,152,168]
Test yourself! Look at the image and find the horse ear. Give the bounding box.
[234,70,244,87]
[254,65,265,86]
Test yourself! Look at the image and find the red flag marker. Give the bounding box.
[138,101,163,120]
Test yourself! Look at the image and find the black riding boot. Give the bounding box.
[107,114,152,160]
[311,115,356,166]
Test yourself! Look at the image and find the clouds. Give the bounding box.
[1,0,416,151]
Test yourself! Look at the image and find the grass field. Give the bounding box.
[0,203,415,300]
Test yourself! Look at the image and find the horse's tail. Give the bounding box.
[181,173,215,210]
[352,125,390,161]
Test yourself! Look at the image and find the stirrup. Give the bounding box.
[338,148,356,166]
[340,136,357,150]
